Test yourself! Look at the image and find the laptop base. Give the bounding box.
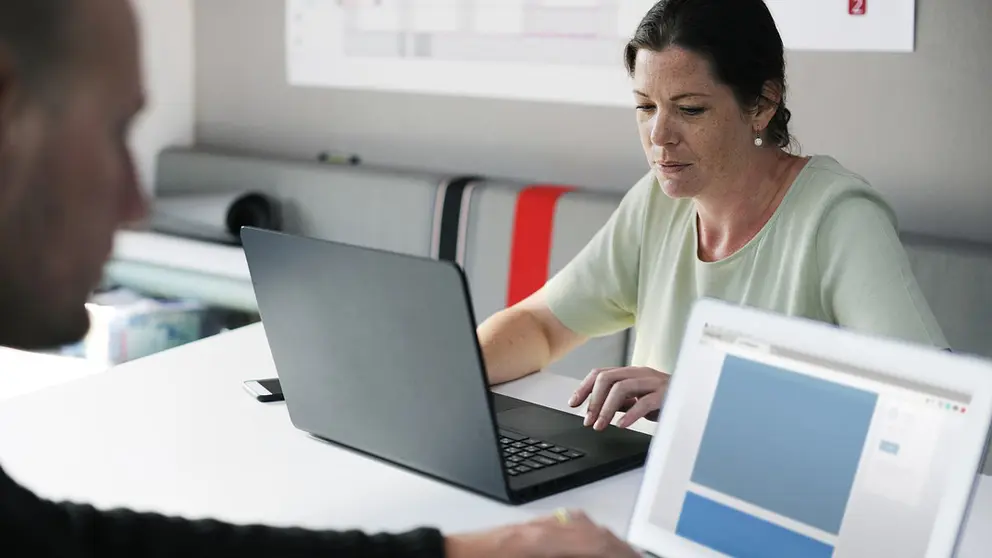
[494,393,651,503]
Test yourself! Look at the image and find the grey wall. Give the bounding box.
[195,0,992,244]
[131,0,193,193]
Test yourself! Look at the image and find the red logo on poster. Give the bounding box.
[849,0,866,15]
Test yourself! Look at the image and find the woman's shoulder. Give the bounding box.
[776,155,908,258]
[798,155,877,196]
[787,154,897,224]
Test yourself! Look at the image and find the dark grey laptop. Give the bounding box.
[241,227,651,504]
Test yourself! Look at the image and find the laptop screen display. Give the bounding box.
[646,325,972,557]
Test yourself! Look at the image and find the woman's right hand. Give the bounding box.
[569,366,670,430]
[445,510,641,558]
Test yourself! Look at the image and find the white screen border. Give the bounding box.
[627,298,992,558]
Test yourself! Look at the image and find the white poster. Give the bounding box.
[287,0,916,107]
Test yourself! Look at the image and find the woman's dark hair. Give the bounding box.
[624,0,793,149]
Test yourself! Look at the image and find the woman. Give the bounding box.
[477,0,947,430]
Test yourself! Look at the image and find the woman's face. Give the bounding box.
[632,46,765,200]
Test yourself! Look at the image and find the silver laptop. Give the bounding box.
[627,298,992,557]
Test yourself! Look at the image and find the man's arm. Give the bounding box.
[2,465,445,558]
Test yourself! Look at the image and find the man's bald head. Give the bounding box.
[0,0,73,90]
[0,0,148,350]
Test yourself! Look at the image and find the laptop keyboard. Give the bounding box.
[499,429,585,476]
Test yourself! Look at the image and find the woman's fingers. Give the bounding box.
[570,366,670,430]
[583,368,634,425]
[615,390,664,428]
[569,367,617,407]
[592,375,661,430]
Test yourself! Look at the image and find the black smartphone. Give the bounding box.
[242,378,284,402]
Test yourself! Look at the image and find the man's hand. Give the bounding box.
[444,510,640,558]
[568,366,670,430]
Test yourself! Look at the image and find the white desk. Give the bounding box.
[0,323,989,555]
[0,346,106,402]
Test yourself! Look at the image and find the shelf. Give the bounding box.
[107,230,257,312]
[112,230,250,281]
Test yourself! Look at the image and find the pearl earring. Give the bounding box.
[754,133,764,147]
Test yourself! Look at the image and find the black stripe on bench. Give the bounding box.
[436,176,478,263]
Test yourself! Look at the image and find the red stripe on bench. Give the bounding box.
[506,185,575,307]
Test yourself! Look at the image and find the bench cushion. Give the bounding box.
[157,148,441,257]
[902,234,992,358]
[456,180,632,380]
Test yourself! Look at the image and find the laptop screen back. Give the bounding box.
[640,324,973,557]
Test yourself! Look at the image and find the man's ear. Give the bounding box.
[0,45,40,216]
[752,80,783,130]
[0,46,26,140]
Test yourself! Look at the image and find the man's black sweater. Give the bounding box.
[1,463,447,557]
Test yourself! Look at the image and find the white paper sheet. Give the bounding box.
[353,0,402,32]
[765,0,916,52]
[411,0,460,33]
[287,0,916,107]
[473,0,525,35]
[617,0,658,39]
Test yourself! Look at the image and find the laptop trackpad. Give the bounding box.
[498,405,581,438]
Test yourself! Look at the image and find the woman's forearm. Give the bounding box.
[477,307,555,385]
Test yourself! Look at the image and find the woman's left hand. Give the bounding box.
[568,366,670,430]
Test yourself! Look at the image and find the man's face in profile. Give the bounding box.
[0,0,148,350]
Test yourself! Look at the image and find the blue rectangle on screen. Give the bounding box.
[691,354,877,534]
[879,440,900,455]
[676,491,835,558]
